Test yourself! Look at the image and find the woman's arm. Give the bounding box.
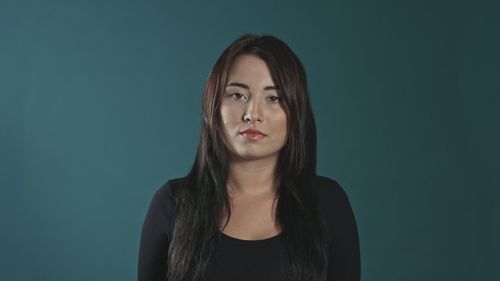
[138,182,175,281]
[328,182,360,281]
[317,176,361,281]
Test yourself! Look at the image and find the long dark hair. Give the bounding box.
[166,34,327,281]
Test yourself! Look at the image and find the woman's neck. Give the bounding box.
[227,157,279,197]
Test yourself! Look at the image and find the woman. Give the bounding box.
[138,34,360,281]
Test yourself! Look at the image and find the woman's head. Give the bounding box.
[220,53,287,165]
[201,33,316,179]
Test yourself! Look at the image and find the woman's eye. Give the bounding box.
[268,96,280,103]
[230,93,246,100]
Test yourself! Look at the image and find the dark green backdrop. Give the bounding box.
[1,0,498,280]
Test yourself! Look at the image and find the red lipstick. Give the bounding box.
[240,129,266,140]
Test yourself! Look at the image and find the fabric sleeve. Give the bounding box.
[138,181,176,281]
[320,178,361,281]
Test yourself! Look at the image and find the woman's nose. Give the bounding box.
[242,99,262,123]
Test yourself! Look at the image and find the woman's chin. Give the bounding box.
[229,151,279,162]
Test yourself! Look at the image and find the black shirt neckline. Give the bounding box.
[219,231,282,242]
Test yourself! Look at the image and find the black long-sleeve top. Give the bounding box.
[138,175,360,281]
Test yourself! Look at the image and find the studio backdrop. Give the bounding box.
[1,0,498,280]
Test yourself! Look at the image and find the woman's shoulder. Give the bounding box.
[140,177,187,238]
[153,176,185,198]
[313,175,360,273]
[146,176,186,216]
[313,174,345,197]
[313,174,356,224]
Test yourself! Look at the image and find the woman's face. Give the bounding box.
[220,54,287,162]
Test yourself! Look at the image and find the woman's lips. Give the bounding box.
[240,129,266,140]
[241,132,265,140]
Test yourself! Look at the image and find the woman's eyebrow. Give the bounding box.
[226,82,249,89]
[264,85,280,91]
[226,82,279,90]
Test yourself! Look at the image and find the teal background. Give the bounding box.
[1,0,498,280]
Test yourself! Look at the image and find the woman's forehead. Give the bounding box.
[226,55,275,88]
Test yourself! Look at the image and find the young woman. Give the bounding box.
[138,34,360,281]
